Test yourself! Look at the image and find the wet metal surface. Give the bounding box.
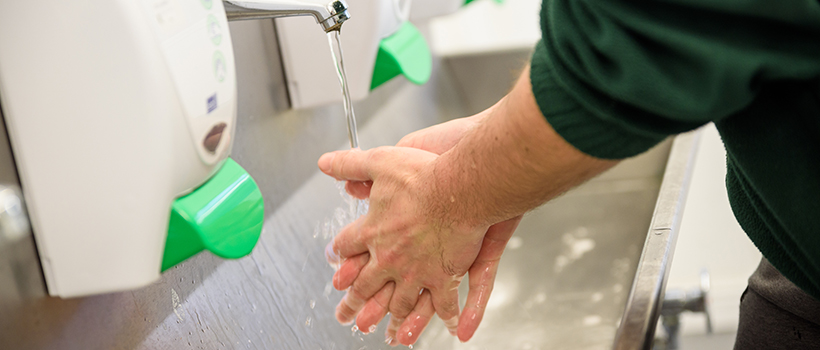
[414,171,664,350]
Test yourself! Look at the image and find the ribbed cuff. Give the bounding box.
[530,40,667,160]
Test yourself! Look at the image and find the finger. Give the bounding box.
[345,180,372,199]
[333,252,369,290]
[336,264,388,325]
[457,216,522,342]
[327,216,368,262]
[457,259,499,342]
[476,217,522,262]
[385,313,405,346]
[431,285,461,337]
[396,289,435,346]
[318,149,373,182]
[388,284,423,320]
[356,282,395,334]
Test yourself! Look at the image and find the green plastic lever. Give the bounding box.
[464,0,504,5]
[370,22,432,90]
[161,158,264,271]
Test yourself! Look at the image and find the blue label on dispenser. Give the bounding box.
[207,94,217,113]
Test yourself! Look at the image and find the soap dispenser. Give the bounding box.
[0,0,348,297]
[275,0,433,109]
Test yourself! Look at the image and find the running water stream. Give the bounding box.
[327,30,359,149]
[319,29,372,341]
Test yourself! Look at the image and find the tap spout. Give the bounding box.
[223,0,350,32]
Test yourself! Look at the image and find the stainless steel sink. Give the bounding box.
[0,19,698,350]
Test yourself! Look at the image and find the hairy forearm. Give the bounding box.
[426,67,619,228]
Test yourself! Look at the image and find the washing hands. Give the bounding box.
[318,68,617,346]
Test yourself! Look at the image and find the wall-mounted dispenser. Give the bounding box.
[276,0,433,109]
[0,0,348,298]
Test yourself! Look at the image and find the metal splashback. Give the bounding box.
[0,18,697,349]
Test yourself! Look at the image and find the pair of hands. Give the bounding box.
[318,113,521,346]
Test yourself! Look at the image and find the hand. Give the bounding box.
[332,214,522,345]
[319,146,491,345]
[331,113,506,344]
[329,113,521,345]
[345,113,486,200]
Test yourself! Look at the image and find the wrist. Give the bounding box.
[421,149,495,233]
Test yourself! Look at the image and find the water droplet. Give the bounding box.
[310,300,316,309]
[409,345,413,349]
[368,325,377,333]
[583,315,602,326]
[305,317,312,327]
[507,237,524,250]
[407,332,412,337]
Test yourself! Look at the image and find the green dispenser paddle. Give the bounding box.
[370,22,432,90]
[161,158,264,271]
[464,0,504,5]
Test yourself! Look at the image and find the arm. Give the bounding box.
[423,66,617,228]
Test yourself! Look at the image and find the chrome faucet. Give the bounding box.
[223,0,350,32]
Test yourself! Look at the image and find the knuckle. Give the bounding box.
[350,282,371,300]
[440,298,458,313]
[391,294,416,316]
[368,148,385,163]
[441,259,459,277]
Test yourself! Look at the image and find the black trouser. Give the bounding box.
[734,258,820,349]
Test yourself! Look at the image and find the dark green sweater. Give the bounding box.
[530,0,820,299]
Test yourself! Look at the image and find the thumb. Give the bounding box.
[318,149,373,182]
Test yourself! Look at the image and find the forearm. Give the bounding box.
[426,66,619,228]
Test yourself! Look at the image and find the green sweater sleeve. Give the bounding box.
[531,0,820,160]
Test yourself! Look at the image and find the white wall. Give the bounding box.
[666,124,762,335]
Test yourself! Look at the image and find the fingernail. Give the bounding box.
[325,243,340,264]
[318,153,335,172]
